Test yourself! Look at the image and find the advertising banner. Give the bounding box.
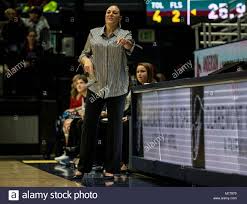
[194,40,247,77]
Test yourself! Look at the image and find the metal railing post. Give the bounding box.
[203,23,207,48]
[208,23,212,47]
[237,18,241,40]
[195,26,199,49]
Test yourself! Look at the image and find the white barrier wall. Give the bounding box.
[141,88,193,166]
[204,82,247,175]
[134,79,247,176]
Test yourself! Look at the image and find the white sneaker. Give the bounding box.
[59,159,70,166]
[54,165,69,177]
[54,153,69,161]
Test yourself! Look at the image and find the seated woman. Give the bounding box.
[55,74,87,163]
[63,74,88,138]
[121,62,156,171]
[136,62,156,85]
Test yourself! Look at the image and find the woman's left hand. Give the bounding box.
[117,38,133,50]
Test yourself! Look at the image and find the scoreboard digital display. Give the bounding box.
[146,0,246,25]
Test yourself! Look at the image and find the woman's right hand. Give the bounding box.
[101,111,107,118]
[81,58,94,74]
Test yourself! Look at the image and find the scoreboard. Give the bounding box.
[146,0,246,25]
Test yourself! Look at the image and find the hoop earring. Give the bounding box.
[118,21,121,28]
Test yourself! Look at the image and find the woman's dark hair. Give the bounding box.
[105,4,122,28]
[27,28,37,35]
[105,4,121,14]
[24,29,38,48]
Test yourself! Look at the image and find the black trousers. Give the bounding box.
[78,90,126,174]
[66,118,83,158]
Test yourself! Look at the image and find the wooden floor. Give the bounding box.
[0,160,81,187]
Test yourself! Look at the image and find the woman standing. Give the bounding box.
[75,4,134,178]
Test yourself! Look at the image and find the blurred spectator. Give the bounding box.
[21,7,50,50]
[16,29,44,96]
[2,8,27,96]
[0,1,17,20]
[20,29,43,67]
[20,29,44,68]
[155,72,166,82]
[2,8,27,55]
[22,0,58,13]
